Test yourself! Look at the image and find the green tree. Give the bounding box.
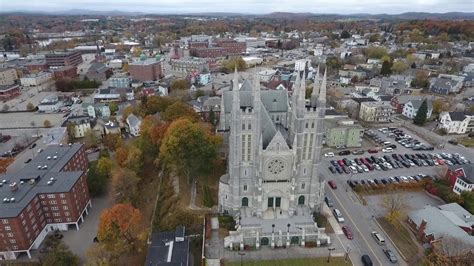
[340,30,350,39]
[66,122,76,140]
[87,161,108,197]
[222,57,247,73]
[2,104,9,112]
[42,242,79,266]
[208,108,217,127]
[170,79,189,91]
[380,60,392,76]
[160,118,221,182]
[162,101,200,122]
[369,33,380,43]
[432,98,444,114]
[109,102,118,114]
[411,71,429,89]
[43,119,52,128]
[103,133,122,151]
[364,46,388,59]
[325,56,342,71]
[391,61,408,74]
[414,99,428,126]
[84,129,98,149]
[26,102,35,111]
[97,157,113,177]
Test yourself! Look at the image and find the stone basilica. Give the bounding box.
[218,67,330,249]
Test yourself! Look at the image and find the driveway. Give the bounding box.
[61,195,113,262]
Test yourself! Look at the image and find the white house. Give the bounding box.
[402,100,433,119]
[126,114,142,137]
[64,116,92,138]
[438,111,474,134]
[450,164,474,195]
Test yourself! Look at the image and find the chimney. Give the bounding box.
[9,182,18,192]
[417,219,428,241]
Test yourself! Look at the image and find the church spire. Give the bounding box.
[232,66,239,92]
[311,66,320,107]
[318,68,327,107]
[296,70,306,116]
[253,67,261,105]
[292,71,301,104]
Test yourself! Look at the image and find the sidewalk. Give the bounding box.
[323,204,343,235]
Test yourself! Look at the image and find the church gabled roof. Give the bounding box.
[265,128,290,152]
[223,89,288,113]
[259,102,277,148]
[240,79,253,91]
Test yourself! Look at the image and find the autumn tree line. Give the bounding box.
[84,95,221,265]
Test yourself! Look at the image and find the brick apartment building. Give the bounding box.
[0,84,21,100]
[129,57,164,82]
[52,66,78,80]
[0,68,18,86]
[190,39,246,58]
[0,143,91,260]
[45,51,83,67]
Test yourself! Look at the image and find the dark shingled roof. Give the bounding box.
[144,226,190,266]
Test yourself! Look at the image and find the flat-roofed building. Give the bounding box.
[45,51,83,67]
[0,144,90,260]
[0,68,18,86]
[128,55,164,82]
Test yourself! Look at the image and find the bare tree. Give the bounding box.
[380,193,407,224]
[438,235,474,264]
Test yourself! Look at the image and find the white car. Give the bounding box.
[382,148,393,153]
[324,152,335,158]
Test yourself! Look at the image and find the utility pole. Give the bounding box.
[238,252,245,266]
[327,247,335,263]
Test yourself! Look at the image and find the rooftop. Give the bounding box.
[0,144,84,218]
[145,226,190,266]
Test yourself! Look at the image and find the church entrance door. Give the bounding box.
[298,195,305,205]
[267,197,281,208]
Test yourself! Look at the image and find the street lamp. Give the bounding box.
[345,245,351,261]
[238,252,245,266]
[327,247,335,263]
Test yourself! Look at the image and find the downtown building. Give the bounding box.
[190,39,246,58]
[0,144,91,260]
[128,55,164,82]
[218,67,330,250]
[45,51,83,67]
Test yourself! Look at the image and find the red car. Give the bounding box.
[368,149,379,154]
[328,180,337,189]
[342,226,353,240]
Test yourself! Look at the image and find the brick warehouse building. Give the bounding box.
[45,51,83,67]
[190,39,246,58]
[0,143,91,260]
[129,55,164,82]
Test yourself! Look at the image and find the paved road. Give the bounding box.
[319,124,474,266]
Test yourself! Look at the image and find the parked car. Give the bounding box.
[382,148,393,153]
[328,180,337,189]
[24,158,32,164]
[30,143,37,149]
[324,152,335,158]
[339,150,350,156]
[383,249,398,263]
[325,196,334,207]
[361,255,373,266]
[333,208,345,223]
[328,166,336,174]
[342,226,353,240]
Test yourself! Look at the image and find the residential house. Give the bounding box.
[104,120,121,135]
[108,74,130,88]
[391,95,424,114]
[64,115,92,138]
[86,62,113,81]
[325,119,364,148]
[188,96,221,121]
[93,87,134,103]
[407,203,474,247]
[144,226,190,266]
[126,114,142,137]
[82,103,111,118]
[38,94,62,112]
[429,74,465,95]
[438,111,474,134]
[446,163,474,195]
[359,101,394,123]
[402,99,433,119]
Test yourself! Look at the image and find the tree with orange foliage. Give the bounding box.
[115,147,129,167]
[97,203,145,254]
[0,158,13,173]
[161,101,200,122]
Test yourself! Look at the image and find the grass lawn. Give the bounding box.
[226,257,351,266]
[458,137,474,147]
[376,217,420,264]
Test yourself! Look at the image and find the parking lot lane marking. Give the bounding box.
[329,185,384,266]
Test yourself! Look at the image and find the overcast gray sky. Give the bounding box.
[1,0,473,14]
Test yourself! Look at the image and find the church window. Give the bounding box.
[241,135,246,161]
[302,134,308,160]
[244,169,247,176]
[305,122,308,129]
[303,168,307,175]
[301,183,306,189]
[311,122,315,128]
[247,135,252,161]
[248,122,251,130]
[243,184,248,191]
[276,115,280,122]
[242,123,245,130]
[308,133,314,160]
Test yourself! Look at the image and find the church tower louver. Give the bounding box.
[218,67,330,249]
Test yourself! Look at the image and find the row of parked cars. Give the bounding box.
[328,152,470,175]
[376,127,434,151]
[347,173,431,188]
